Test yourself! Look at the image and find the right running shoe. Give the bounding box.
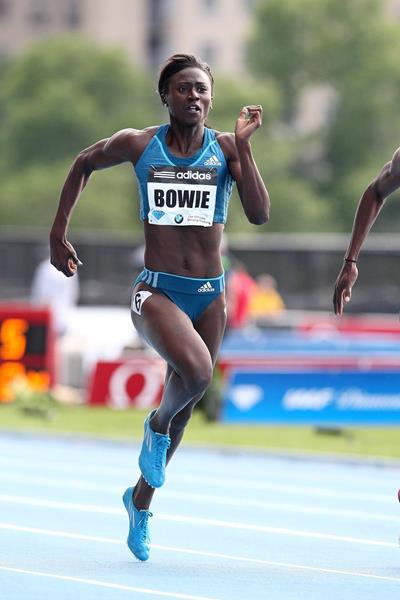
[138,410,171,488]
[122,486,152,561]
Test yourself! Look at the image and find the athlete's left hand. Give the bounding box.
[235,105,263,143]
[333,262,359,316]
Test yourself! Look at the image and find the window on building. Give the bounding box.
[203,0,217,10]
[65,0,82,29]
[0,0,11,19]
[201,43,215,65]
[28,0,49,26]
[148,0,167,68]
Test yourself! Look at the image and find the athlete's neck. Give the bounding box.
[166,121,205,157]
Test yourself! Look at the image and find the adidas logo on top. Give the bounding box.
[198,281,215,293]
[204,154,222,166]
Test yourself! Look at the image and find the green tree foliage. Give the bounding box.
[2,11,400,234]
[0,37,160,231]
[209,75,333,232]
[248,0,400,231]
[0,37,335,233]
[0,37,158,169]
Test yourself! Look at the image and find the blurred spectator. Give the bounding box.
[248,273,286,322]
[30,253,79,336]
[225,260,257,329]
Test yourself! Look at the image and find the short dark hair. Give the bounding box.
[158,54,214,105]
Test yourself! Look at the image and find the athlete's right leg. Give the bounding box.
[124,287,224,558]
[130,283,214,489]
[131,285,215,434]
[132,288,226,504]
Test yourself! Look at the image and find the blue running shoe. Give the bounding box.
[139,410,171,488]
[122,486,152,561]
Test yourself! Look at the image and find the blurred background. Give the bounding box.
[1,0,400,452]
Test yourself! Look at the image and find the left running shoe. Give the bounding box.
[122,486,152,561]
[139,410,171,488]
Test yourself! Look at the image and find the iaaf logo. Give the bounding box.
[176,170,212,181]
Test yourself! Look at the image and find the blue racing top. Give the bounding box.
[134,124,234,227]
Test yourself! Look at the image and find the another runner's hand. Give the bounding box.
[333,262,358,316]
[50,235,82,277]
[235,105,262,143]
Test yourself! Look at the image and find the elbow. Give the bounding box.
[247,210,269,225]
[247,202,270,225]
[368,181,386,206]
[74,151,92,177]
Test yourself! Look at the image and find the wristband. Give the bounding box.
[344,258,357,264]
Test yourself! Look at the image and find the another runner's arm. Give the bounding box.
[50,128,147,276]
[333,147,400,315]
[219,106,270,225]
[344,146,400,262]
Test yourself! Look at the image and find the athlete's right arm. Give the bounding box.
[50,128,150,276]
[333,147,400,315]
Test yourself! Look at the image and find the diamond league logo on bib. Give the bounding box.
[147,166,218,227]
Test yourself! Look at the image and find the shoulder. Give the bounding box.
[215,131,237,161]
[375,146,400,181]
[373,146,400,200]
[104,126,160,163]
[389,146,400,176]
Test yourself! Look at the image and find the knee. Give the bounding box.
[181,357,213,397]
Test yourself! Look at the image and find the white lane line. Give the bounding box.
[156,514,398,548]
[0,446,400,486]
[1,524,400,584]
[0,448,398,490]
[0,458,393,503]
[0,472,398,523]
[0,496,397,548]
[0,565,220,600]
[160,491,400,523]
[170,474,393,503]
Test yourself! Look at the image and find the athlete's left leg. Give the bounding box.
[133,293,226,511]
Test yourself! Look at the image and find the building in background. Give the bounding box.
[0,0,252,73]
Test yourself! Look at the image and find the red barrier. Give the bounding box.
[298,315,400,336]
[87,357,165,409]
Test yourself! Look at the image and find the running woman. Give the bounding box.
[50,54,270,561]
[333,146,400,315]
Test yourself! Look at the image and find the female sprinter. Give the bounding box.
[50,54,270,561]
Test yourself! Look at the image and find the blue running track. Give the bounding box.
[0,432,399,599]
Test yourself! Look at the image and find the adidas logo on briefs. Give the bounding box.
[198,281,215,292]
[204,154,222,166]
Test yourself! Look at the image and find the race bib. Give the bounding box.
[147,166,217,227]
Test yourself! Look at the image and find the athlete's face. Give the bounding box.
[165,67,213,124]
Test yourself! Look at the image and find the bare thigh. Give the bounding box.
[131,284,212,377]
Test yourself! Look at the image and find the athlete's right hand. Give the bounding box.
[50,234,82,277]
[333,262,358,316]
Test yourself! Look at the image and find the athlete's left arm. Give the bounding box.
[218,106,270,224]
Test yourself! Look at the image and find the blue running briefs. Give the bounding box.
[134,268,225,322]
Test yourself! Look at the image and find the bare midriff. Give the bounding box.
[143,221,224,278]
